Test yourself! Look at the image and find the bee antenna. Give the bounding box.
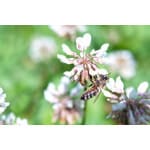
[107,72,111,76]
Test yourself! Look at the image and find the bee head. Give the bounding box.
[101,74,109,81]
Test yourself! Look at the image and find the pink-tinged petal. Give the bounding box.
[137,81,149,94]
[76,37,84,51]
[57,54,74,64]
[116,76,124,93]
[76,33,91,51]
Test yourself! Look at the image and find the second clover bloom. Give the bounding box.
[57,33,109,86]
[29,36,56,62]
[49,25,87,40]
[107,50,136,79]
[102,77,150,125]
[44,76,84,125]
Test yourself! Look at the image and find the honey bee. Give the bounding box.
[80,74,109,101]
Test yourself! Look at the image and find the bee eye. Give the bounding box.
[103,76,108,80]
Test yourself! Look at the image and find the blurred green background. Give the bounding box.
[0,25,150,125]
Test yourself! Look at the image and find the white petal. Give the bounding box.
[61,76,70,85]
[83,33,91,49]
[0,93,6,102]
[57,54,74,64]
[16,118,28,125]
[57,84,67,95]
[116,76,124,93]
[62,44,75,56]
[58,76,70,95]
[137,81,149,94]
[126,87,137,99]
[106,78,115,91]
[64,70,74,77]
[100,43,109,52]
[0,107,6,114]
[102,89,118,99]
[64,66,80,78]
[52,103,62,111]
[66,100,73,108]
[76,33,91,51]
[90,49,96,55]
[70,84,83,96]
[0,88,3,94]
[47,83,57,95]
[44,90,58,103]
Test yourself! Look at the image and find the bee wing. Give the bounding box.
[93,89,102,103]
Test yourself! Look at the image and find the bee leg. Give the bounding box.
[84,83,93,91]
[93,90,101,103]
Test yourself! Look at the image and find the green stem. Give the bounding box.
[81,100,88,125]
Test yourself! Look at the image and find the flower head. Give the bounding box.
[0,88,9,114]
[44,76,84,124]
[57,33,109,86]
[107,50,136,79]
[0,113,28,125]
[49,25,87,39]
[29,36,56,62]
[103,77,150,124]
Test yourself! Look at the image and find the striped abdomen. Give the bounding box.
[80,86,100,100]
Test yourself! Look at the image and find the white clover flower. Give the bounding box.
[0,88,9,114]
[103,76,150,125]
[57,33,109,86]
[44,76,70,103]
[49,25,87,39]
[0,112,28,125]
[16,118,28,125]
[44,76,84,124]
[107,50,136,79]
[29,36,56,62]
